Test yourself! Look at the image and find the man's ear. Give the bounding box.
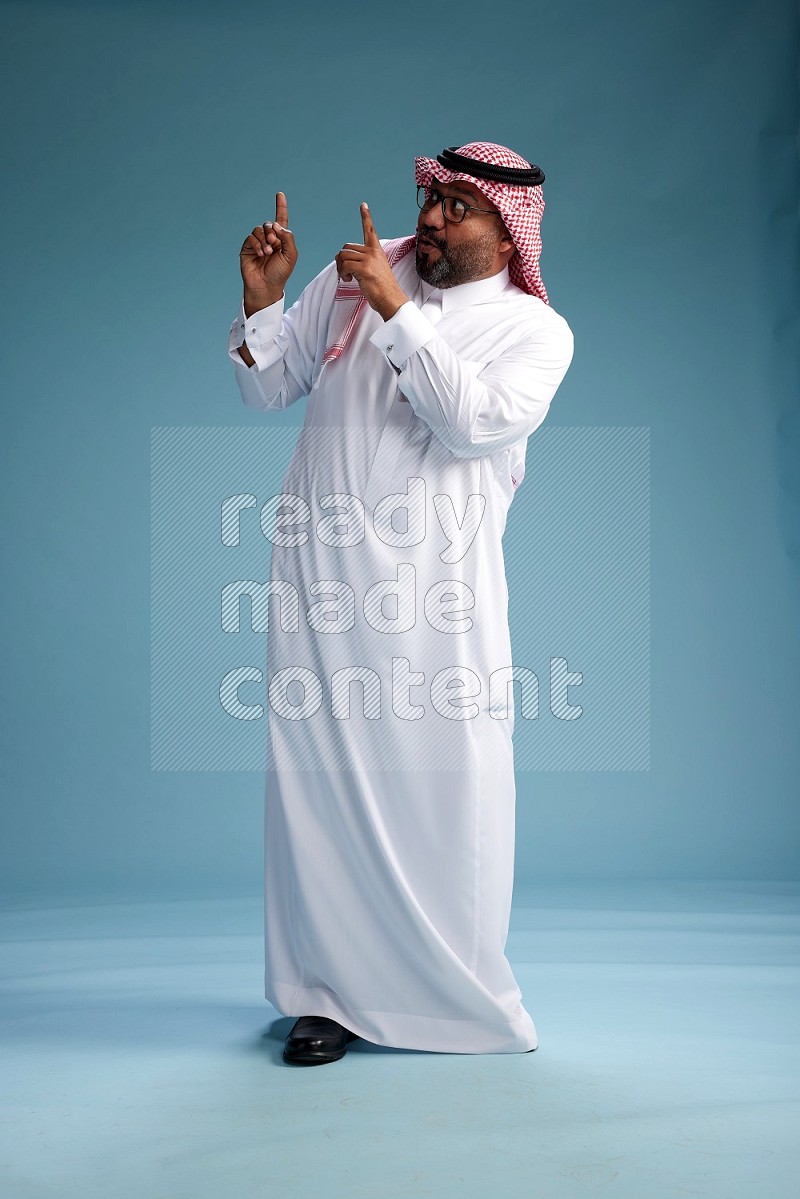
[499,225,514,252]
[498,228,515,262]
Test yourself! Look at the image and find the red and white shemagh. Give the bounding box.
[322,141,548,364]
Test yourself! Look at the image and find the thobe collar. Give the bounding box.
[417,264,511,316]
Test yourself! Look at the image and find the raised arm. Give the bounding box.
[369,301,574,459]
[238,191,298,358]
[228,192,339,411]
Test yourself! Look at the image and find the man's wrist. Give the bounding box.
[368,297,438,366]
[244,288,284,318]
[374,287,410,322]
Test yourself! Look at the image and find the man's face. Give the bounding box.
[415,178,513,288]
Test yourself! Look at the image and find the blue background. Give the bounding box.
[2,0,798,900]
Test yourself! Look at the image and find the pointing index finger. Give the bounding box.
[361,201,379,246]
[275,191,289,227]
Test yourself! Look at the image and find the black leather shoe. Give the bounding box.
[283,1016,359,1065]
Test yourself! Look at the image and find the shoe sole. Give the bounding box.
[283,1048,348,1065]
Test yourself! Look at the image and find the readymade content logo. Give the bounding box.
[150,427,650,772]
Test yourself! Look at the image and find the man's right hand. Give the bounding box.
[240,192,298,317]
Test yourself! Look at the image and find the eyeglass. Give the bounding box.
[416,184,502,225]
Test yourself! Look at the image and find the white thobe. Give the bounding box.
[227,240,574,1053]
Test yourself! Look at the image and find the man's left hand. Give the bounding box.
[336,204,410,322]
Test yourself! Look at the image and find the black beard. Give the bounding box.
[414,229,500,288]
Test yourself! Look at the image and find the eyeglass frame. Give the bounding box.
[416,184,504,225]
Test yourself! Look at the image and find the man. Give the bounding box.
[228,142,574,1066]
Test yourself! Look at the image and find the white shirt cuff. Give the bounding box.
[368,301,438,369]
[227,295,285,370]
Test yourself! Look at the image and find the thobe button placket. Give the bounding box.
[363,398,414,513]
[421,293,444,325]
[365,288,443,507]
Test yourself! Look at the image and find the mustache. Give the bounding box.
[417,228,447,251]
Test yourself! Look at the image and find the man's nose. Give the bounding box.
[420,200,446,231]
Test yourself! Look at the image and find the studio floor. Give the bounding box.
[1,880,797,1198]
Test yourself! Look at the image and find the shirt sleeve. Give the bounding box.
[227,260,340,411]
[369,301,575,459]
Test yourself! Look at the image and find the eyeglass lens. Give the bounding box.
[416,186,467,223]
